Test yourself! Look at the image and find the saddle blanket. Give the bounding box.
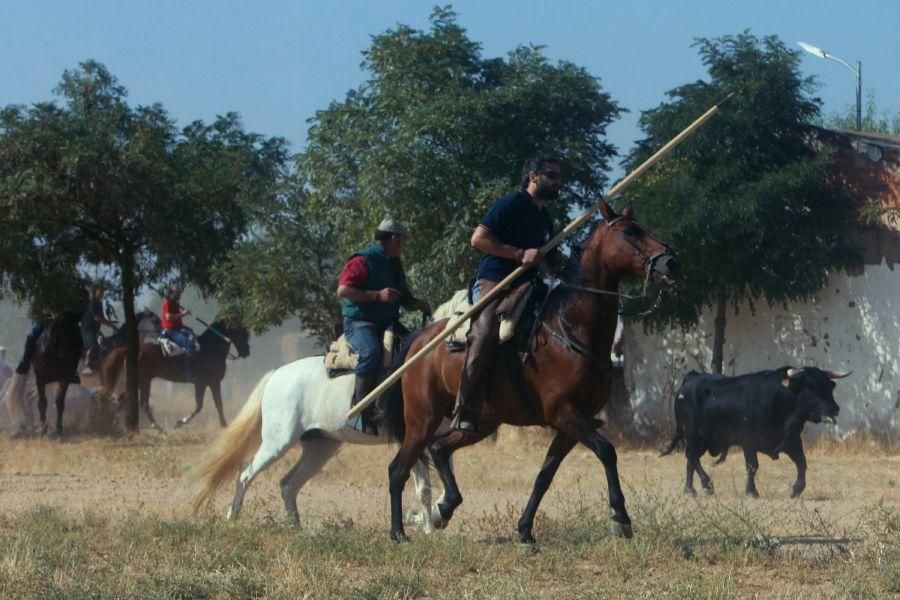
[152,336,200,358]
[324,326,399,375]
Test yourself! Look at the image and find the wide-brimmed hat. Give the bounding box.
[376,218,409,237]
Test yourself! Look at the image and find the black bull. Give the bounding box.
[661,367,847,498]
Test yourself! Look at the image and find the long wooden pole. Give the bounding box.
[347,93,733,420]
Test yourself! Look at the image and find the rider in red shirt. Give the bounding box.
[160,287,196,371]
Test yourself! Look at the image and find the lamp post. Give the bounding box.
[798,41,861,131]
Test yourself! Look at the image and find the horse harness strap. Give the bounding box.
[560,283,664,317]
[540,319,608,370]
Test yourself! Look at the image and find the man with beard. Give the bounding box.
[451,154,564,433]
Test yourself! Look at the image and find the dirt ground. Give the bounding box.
[0,410,897,538]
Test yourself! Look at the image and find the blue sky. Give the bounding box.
[2,0,897,183]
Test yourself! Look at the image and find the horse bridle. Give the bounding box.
[560,216,673,315]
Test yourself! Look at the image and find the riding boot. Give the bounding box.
[350,373,380,436]
[451,280,501,433]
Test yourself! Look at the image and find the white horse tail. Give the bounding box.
[191,370,273,512]
[2,373,30,434]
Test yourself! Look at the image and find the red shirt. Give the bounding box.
[338,255,369,288]
[161,298,183,330]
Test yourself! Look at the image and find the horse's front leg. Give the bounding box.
[36,382,49,435]
[555,411,633,538]
[175,383,206,428]
[428,424,497,528]
[140,381,164,433]
[54,382,69,436]
[517,430,577,544]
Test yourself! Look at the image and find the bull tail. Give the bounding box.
[190,370,272,512]
[1,373,30,433]
[660,425,685,457]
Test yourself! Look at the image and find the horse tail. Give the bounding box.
[191,370,272,512]
[99,347,126,400]
[381,333,418,444]
[1,374,30,433]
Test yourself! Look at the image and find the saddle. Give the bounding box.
[324,325,400,377]
[152,335,200,358]
[439,281,543,352]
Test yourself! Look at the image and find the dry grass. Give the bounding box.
[0,427,897,598]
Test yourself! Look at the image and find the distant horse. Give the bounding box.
[77,309,162,388]
[15,311,84,435]
[100,321,250,431]
[382,201,680,543]
[191,357,448,532]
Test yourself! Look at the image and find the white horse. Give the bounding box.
[191,355,448,532]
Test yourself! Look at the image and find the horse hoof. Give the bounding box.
[518,542,539,555]
[610,520,633,539]
[391,531,410,543]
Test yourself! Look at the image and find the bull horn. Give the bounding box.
[824,370,852,379]
[786,368,802,378]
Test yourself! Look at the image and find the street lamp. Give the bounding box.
[798,41,862,131]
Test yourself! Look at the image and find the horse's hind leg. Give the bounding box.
[278,439,342,523]
[517,430,577,544]
[228,429,298,520]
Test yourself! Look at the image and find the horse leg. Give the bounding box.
[36,383,49,435]
[139,381,164,433]
[409,457,444,534]
[228,430,298,520]
[54,382,69,436]
[210,381,227,427]
[278,439,342,523]
[517,431,578,544]
[555,412,632,538]
[176,384,205,429]
[427,425,498,529]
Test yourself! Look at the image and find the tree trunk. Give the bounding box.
[711,294,727,374]
[121,254,141,431]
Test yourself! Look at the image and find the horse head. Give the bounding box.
[594,200,679,286]
[216,322,251,358]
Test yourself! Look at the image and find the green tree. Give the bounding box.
[216,6,622,338]
[825,91,900,136]
[624,32,861,373]
[0,61,288,429]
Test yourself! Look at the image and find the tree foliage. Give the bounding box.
[0,60,288,427]
[623,32,861,371]
[215,6,622,339]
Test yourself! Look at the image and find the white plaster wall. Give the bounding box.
[624,260,900,436]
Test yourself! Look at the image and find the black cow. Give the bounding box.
[661,366,847,498]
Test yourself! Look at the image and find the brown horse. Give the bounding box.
[382,201,679,543]
[100,321,250,431]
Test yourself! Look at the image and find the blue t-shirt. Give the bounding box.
[474,189,556,283]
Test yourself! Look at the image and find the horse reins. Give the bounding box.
[531,216,672,365]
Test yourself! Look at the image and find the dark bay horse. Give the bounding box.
[382,201,679,543]
[23,312,84,435]
[100,321,250,431]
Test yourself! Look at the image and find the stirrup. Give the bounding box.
[450,408,479,434]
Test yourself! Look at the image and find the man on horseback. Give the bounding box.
[337,218,431,435]
[14,307,83,384]
[80,284,118,374]
[451,154,564,433]
[161,286,197,379]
